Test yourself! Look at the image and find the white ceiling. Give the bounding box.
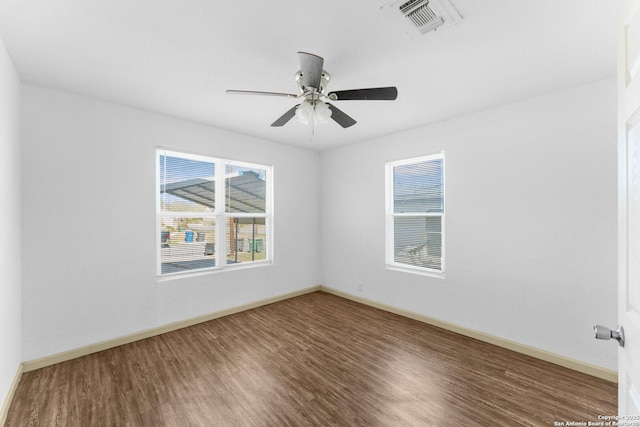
[0,0,618,151]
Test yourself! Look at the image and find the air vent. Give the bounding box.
[380,0,462,36]
[399,0,444,34]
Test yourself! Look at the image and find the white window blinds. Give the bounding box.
[157,149,272,276]
[387,153,444,274]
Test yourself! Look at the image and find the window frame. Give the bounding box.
[156,148,273,278]
[385,152,445,277]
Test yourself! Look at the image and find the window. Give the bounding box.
[386,153,444,275]
[157,149,272,276]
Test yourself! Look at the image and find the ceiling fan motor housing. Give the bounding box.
[296,70,331,100]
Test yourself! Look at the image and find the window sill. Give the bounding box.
[385,264,445,279]
[157,260,273,282]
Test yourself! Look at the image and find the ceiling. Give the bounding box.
[0,0,618,151]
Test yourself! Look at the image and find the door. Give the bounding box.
[619,0,640,415]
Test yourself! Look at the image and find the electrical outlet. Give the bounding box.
[358,282,364,292]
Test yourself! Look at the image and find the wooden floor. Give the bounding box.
[7,291,616,426]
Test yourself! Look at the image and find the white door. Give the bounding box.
[619,0,640,416]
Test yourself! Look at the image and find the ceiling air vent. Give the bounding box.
[380,0,462,36]
[399,0,444,34]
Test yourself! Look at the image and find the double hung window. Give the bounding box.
[157,149,272,276]
[386,153,444,275]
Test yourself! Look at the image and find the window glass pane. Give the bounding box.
[393,158,443,213]
[157,150,272,276]
[225,164,267,213]
[393,216,442,270]
[160,217,216,274]
[225,217,267,264]
[160,153,216,212]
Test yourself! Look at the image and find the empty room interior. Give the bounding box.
[0,0,635,425]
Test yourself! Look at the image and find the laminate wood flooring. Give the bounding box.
[6,291,616,426]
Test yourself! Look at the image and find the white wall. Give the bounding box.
[18,77,619,372]
[20,85,321,361]
[0,36,21,409]
[320,78,618,371]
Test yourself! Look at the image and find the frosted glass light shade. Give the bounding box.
[295,100,313,124]
[295,99,332,125]
[314,100,332,124]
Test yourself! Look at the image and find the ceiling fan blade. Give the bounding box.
[226,90,299,98]
[328,87,398,101]
[298,52,324,90]
[271,104,300,127]
[326,103,357,128]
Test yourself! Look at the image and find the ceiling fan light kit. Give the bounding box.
[226,52,398,131]
[295,99,332,125]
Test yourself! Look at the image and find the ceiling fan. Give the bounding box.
[226,52,398,129]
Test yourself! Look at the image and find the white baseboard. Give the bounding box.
[319,286,618,383]
[22,285,321,373]
[1,363,24,426]
[21,284,616,384]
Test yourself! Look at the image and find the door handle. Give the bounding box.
[594,324,625,347]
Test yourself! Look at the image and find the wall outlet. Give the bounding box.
[358,282,364,292]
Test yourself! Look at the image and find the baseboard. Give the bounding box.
[319,286,618,383]
[0,363,24,426]
[21,284,617,383]
[22,285,321,373]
